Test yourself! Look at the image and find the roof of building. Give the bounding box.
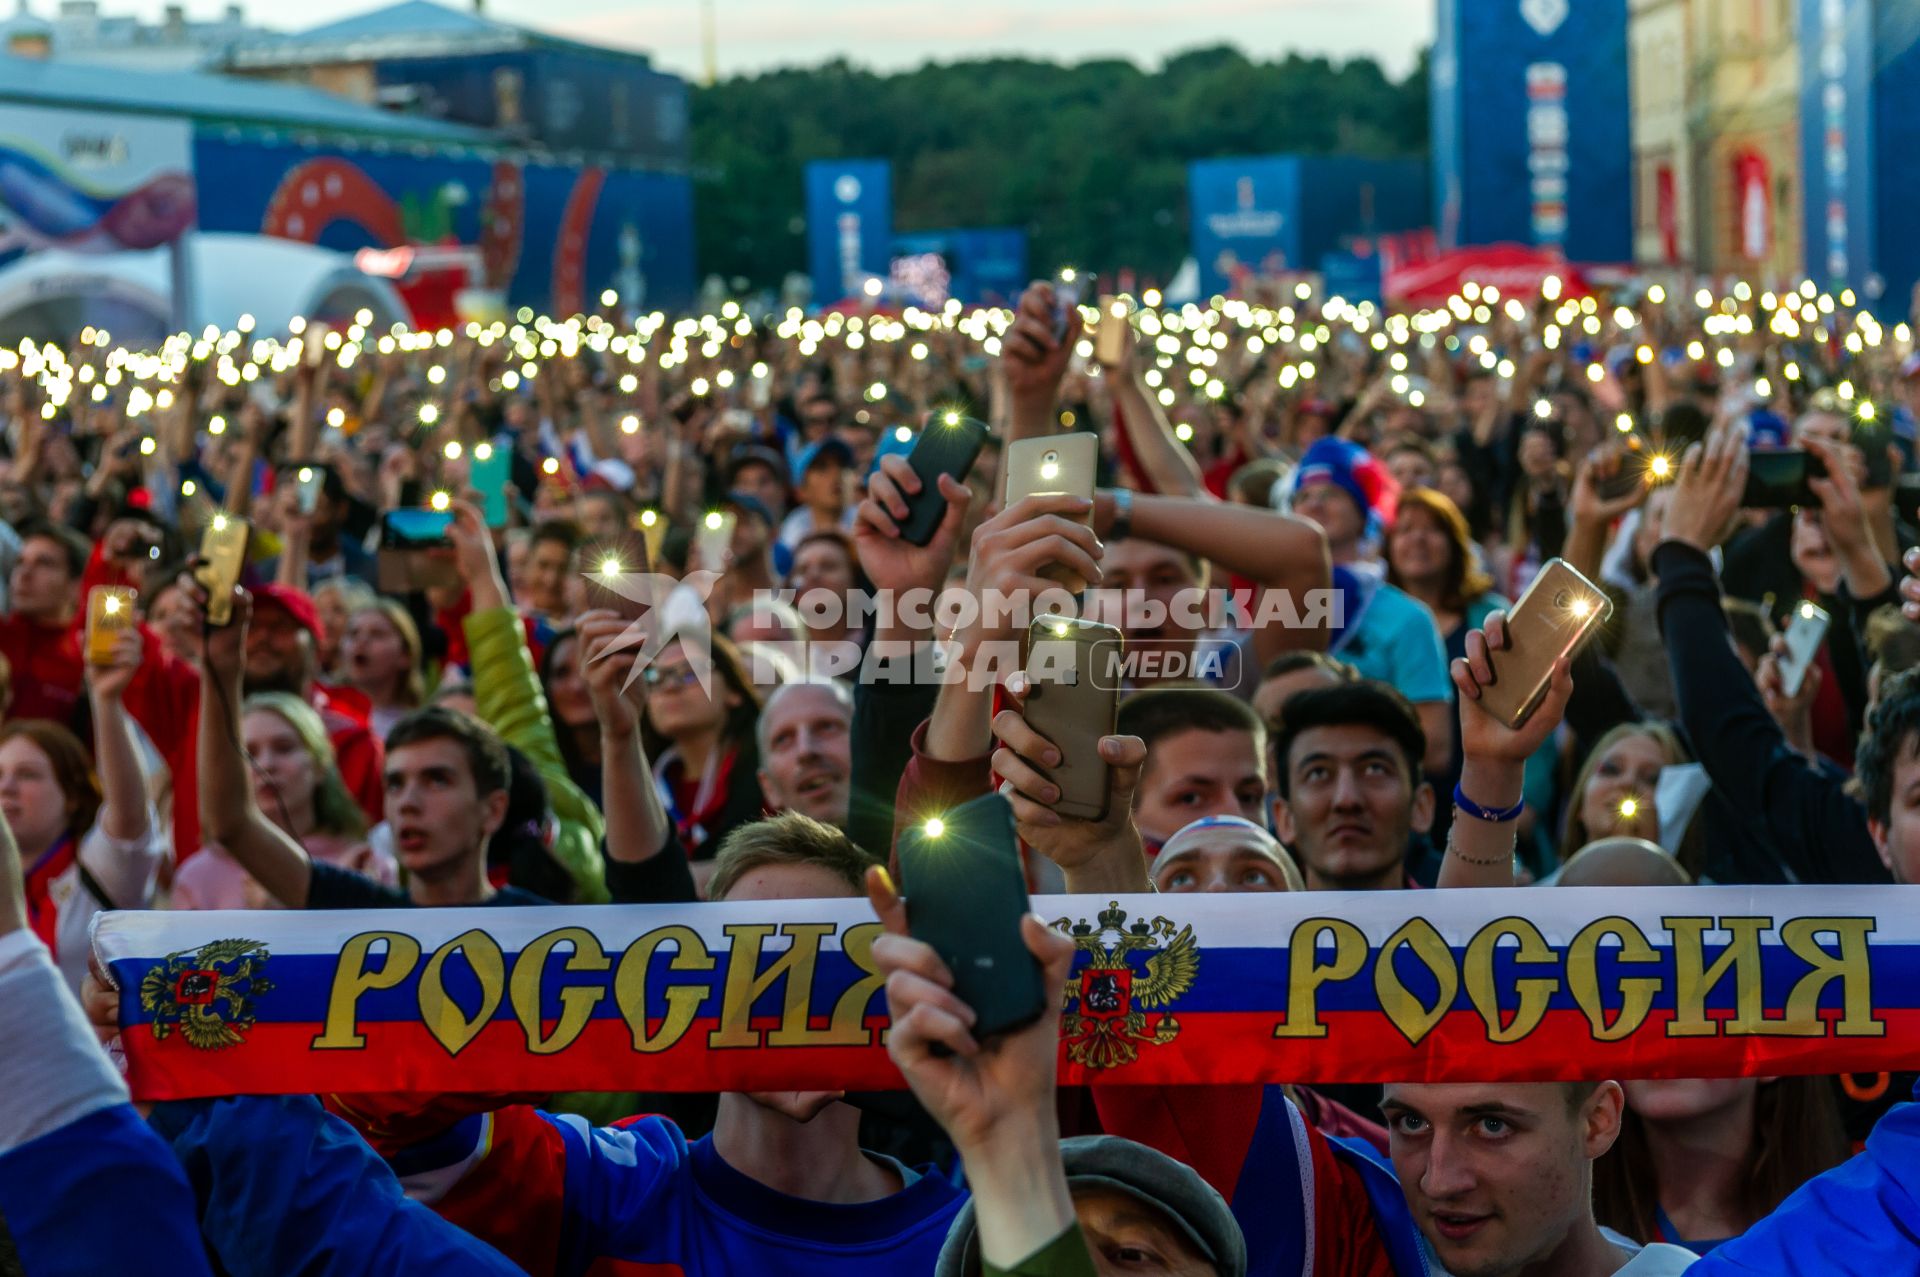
[223,0,650,70]
[0,51,491,141]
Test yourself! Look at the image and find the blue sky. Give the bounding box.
[132,0,1433,79]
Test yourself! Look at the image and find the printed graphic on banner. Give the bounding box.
[804,159,892,305]
[1524,62,1569,246]
[93,887,1920,1101]
[0,104,196,261]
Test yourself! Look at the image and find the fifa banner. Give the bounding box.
[93,887,1920,1101]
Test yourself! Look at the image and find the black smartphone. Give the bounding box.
[894,792,1045,1042]
[897,412,989,546]
[1742,449,1827,510]
[377,508,458,592]
[1896,476,1920,529]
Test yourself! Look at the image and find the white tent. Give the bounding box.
[0,231,413,343]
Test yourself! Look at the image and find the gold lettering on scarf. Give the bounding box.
[1374,918,1458,1047]
[1463,918,1559,1043]
[418,930,506,1056]
[1271,918,1365,1038]
[511,928,610,1055]
[312,932,422,1049]
[1565,917,1660,1041]
[613,924,714,1052]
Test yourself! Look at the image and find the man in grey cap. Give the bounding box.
[867,863,1248,1277]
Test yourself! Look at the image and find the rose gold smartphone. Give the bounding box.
[1020,616,1122,821]
[1480,558,1613,729]
[1094,295,1130,367]
[85,586,137,666]
[195,514,250,627]
[1003,433,1098,589]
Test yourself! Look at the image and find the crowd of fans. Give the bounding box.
[0,268,1914,1274]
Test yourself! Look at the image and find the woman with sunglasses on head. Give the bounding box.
[639,630,764,895]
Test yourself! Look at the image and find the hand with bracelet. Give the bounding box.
[1441,610,1574,888]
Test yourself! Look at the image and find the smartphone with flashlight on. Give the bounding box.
[291,462,324,516]
[1592,434,1678,502]
[1093,295,1130,368]
[195,514,250,626]
[1021,615,1123,821]
[583,528,653,623]
[85,586,137,666]
[1051,268,1082,340]
[303,323,330,370]
[896,411,989,547]
[468,440,512,529]
[1479,558,1614,730]
[1003,432,1098,587]
[1741,448,1827,510]
[695,511,736,573]
[894,791,1046,1041]
[1776,601,1830,699]
[377,507,459,593]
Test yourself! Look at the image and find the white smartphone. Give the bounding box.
[1777,601,1830,699]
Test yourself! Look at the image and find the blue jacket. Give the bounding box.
[1690,1091,1919,1274]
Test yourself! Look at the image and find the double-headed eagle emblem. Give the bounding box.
[138,938,273,1051]
[1051,901,1199,1070]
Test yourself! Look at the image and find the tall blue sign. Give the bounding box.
[1799,0,1876,293]
[1188,158,1300,297]
[1870,0,1920,305]
[805,159,891,306]
[1432,0,1632,263]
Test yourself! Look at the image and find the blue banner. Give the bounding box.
[1188,157,1300,297]
[805,159,891,306]
[1432,0,1631,262]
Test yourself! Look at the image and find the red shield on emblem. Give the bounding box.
[1079,968,1133,1023]
[174,969,219,1005]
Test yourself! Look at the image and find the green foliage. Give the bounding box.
[689,47,1430,291]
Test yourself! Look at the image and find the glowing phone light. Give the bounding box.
[429,491,451,512]
[1040,461,1060,481]
[705,511,724,530]
[1618,797,1638,819]
[924,817,945,838]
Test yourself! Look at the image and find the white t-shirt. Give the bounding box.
[48,807,167,997]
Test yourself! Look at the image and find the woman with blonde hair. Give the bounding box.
[338,598,427,739]
[172,692,396,909]
[1558,721,1708,877]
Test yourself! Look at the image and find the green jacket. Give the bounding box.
[983,1226,1098,1277]
[463,606,608,903]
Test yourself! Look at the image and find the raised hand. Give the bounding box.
[1661,421,1749,552]
[577,608,645,738]
[865,865,1074,1153]
[84,628,144,704]
[1000,282,1080,406]
[1451,611,1573,768]
[176,571,250,686]
[853,451,970,598]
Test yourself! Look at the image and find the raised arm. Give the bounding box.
[85,626,152,846]
[577,609,692,903]
[1442,611,1575,888]
[1099,326,1204,499]
[999,282,1081,447]
[188,580,314,907]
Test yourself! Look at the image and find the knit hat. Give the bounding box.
[1282,437,1399,537]
[935,1135,1247,1277]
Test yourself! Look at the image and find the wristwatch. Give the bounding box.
[1110,487,1134,541]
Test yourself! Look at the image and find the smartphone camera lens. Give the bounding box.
[1553,589,1572,609]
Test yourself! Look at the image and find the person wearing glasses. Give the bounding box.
[630,629,766,896]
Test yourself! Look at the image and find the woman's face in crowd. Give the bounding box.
[545,636,594,727]
[149,584,200,666]
[1290,480,1365,549]
[1790,508,1839,592]
[0,737,71,851]
[1622,1077,1757,1126]
[1517,427,1559,479]
[340,610,410,699]
[1387,448,1435,492]
[242,709,319,813]
[1388,505,1453,590]
[644,640,736,739]
[1580,732,1667,840]
[1438,462,1475,518]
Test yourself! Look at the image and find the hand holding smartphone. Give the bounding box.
[1776,601,1830,699]
[1478,559,1612,729]
[1094,295,1130,368]
[896,411,988,547]
[195,514,250,626]
[1742,448,1827,510]
[894,792,1046,1041]
[1051,269,1083,341]
[1020,616,1122,821]
[377,508,460,593]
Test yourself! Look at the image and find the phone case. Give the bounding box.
[469,446,512,528]
[895,792,1045,1041]
[1741,449,1826,510]
[196,517,250,626]
[1094,296,1130,367]
[1021,617,1122,821]
[85,587,136,666]
[1004,433,1098,588]
[899,414,988,546]
[1479,559,1614,730]
[295,465,323,515]
[1778,603,1830,699]
[696,513,736,573]
[633,510,668,567]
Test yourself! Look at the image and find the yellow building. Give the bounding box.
[1630,0,1803,281]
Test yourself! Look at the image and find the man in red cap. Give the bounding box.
[244,582,385,822]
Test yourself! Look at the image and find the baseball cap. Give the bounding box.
[721,490,776,528]
[791,437,855,484]
[250,583,322,638]
[935,1136,1246,1277]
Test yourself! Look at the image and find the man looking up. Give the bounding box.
[756,678,854,826]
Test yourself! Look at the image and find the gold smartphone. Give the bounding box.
[303,323,330,369]
[1020,616,1123,821]
[695,510,736,573]
[1094,295,1130,367]
[85,586,137,666]
[632,509,668,568]
[196,514,250,626]
[1480,559,1613,729]
[1003,433,1098,589]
